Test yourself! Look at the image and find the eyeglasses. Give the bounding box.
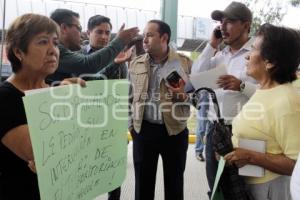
[67,23,82,32]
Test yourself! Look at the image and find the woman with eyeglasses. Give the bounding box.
[0,13,85,199]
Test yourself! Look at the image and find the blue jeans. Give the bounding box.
[195,110,206,154]
[195,92,210,154]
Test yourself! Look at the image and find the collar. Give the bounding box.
[223,37,254,54]
[85,44,100,54]
[136,48,182,64]
[242,37,254,51]
[149,51,168,66]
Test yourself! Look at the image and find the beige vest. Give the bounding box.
[129,49,192,136]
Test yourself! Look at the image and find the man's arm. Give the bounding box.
[58,38,125,74]
[242,82,257,98]
[58,25,139,76]
[98,48,132,79]
[216,74,257,98]
[99,62,128,79]
[192,27,223,74]
[191,43,219,74]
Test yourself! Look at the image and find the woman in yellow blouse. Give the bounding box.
[225,23,300,200]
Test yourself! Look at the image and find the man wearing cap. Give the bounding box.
[191,1,257,197]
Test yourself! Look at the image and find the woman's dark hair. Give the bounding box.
[148,19,171,44]
[257,23,300,84]
[5,14,59,73]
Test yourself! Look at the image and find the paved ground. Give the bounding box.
[96,143,209,200]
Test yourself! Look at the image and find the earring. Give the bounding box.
[265,65,268,71]
[265,63,273,71]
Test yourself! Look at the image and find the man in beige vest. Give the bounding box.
[128,20,192,200]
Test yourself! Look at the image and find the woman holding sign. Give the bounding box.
[0,14,84,199]
[224,24,300,200]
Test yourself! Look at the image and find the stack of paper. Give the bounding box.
[238,138,266,177]
[189,65,227,90]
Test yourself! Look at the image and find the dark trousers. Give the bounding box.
[131,121,189,200]
[108,187,121,200]
[205,126,218,198]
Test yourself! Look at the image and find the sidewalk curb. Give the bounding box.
[127,132,196,143]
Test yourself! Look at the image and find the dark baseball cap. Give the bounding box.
[211,1,252,22]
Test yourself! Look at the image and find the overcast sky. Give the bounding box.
[66,0,299,28]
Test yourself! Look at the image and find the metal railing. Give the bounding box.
[0,0,214,80]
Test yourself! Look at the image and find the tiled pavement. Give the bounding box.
[95,143,209,200]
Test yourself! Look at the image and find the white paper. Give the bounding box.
[291,153,300,200]
[189,65,227,90]
[238,138,266,177]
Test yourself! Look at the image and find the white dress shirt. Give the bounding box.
[191,38,257,123]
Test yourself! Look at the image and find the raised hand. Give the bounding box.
[60,77,86,87]
[217,75,241,91]
[114,46,135,64]
[116,23,140,45]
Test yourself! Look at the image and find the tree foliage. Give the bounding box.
[242,0,287,35]
[290,0,300,7]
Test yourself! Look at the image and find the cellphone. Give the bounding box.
[214,29,222,39]
[166,71,182,87]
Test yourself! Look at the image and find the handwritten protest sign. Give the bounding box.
[23,80,129,200]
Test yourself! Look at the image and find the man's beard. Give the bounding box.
[224,31,244,47]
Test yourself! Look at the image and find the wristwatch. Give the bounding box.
[240,81,245,92]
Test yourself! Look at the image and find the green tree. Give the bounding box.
[242,0,287,35]
[290,0,300,29]
[290,0,300,7]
